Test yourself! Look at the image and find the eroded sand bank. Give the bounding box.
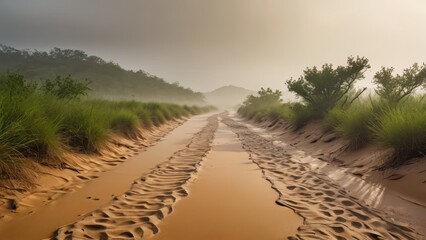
[222,114,423,239]
[236,113,426,236]
[153,120,302,240]
[50,115,219,239]
[0,113,214,240]
[0,112,423,240]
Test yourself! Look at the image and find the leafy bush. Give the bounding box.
[287,103,316,130]
[238,88,282,119]
[374,63,426,103]
[41,75,91,100]
[286,56,370,118]
[0,72,37,100]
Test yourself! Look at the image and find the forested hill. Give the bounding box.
[0,45,205,104]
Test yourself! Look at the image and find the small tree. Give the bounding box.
[373,63,426,103]
[42,75,91,100]
[0,73,37,100]
[286,56,370,116]
[243,88,282,107]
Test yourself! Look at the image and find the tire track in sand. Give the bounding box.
[222,114,422,240]
[49,115,218,240]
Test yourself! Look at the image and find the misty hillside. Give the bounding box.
[204,85,255,109]
[0,45,205,104]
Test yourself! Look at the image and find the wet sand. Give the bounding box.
[51,115,219,239]
[153,121,302,240]
[0,113,214,240]
[0,112,423,239]
[222,115,423,239]
[236,113,426,235]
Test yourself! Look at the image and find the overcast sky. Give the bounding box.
[1,0,425,94]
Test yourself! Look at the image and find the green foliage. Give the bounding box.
[238,57,426,166]
[0,72,37,100]
[109,110,140,138]
[0,101,35,179]
[325,102,374,148]
[372,98,426,163]
[238,88,282,120]
[41,75,91,100]
[0,45,205,104]
[59,104,110,152]
[286,56,370,117]
[373,63,426,103]
[243,88,282,106]
[287,103,316,130]
[0,73,211,182]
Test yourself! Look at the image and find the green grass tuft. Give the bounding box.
[372,99,426,162]
[109,110,140,138]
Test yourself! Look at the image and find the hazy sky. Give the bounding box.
[1,0,426,95]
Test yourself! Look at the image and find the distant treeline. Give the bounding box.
[0,45,205,104]
[239,57,426,166]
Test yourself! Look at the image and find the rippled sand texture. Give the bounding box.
[0,120,183,220]
[153,122,302,240]
[50,115,218,240]
[222,115,422,240]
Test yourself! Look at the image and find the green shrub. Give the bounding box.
[287,104,316,130]
[134,108,154,128]
[109,110,140,138]
[41,75,91,100]
[331,102,374,148]
[286,56,370,117]
[372,99,426,162]
[60,104,110,152]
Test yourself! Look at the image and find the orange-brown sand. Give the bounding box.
[0,114,213,240]
[223,114,424,239]
[50,115,219,239]
[235,112,426,236]
[153,121,302,240]
[0,111,424,240]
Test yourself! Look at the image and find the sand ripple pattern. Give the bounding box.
[50,115,218,240]
[222,115,421,240]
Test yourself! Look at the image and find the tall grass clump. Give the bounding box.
[59,104,110,152]
[325,101,375,148]
[0,105,35,180]
[109,110,140,138]
[372,98,426,163]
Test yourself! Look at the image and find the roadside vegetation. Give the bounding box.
[0,73,212,183]
[238,57,426,166]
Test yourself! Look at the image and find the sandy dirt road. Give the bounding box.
[0,113,423,239]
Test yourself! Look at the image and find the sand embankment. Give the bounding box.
[0,114,213,240]
[224,114,425,239]
[49,115,219,239]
